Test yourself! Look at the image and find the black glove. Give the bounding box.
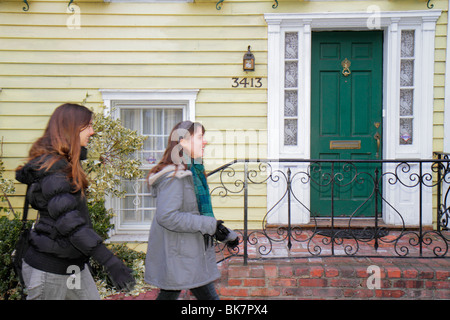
[226,237,239,250]
[215,220,229,242]
[104,255,136,292]
[215,220,240,249]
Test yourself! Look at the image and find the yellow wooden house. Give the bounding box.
[0,0,448,248]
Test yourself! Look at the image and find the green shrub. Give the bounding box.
[88,200,114,241]
[0,216,33,300]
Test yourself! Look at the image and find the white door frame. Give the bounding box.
[264,10,441,226]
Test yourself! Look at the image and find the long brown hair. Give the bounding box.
[148,120,205,176]
[18,103,93,193]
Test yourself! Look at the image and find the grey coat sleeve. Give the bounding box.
[155,176,217,235]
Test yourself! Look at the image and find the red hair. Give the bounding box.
[20,103,93,193]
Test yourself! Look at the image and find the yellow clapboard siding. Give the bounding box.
[434,87,445,100]
[0,25,268,39]
[0,88,268,103]
[1,143,35,157]
[0,63,268,77]
[435,48,446,61]
[0,88,104,102]
[0,102,60,115]
[0,76,267,89]
[214,207,267,220]
[0,1,265,15]
[205,149,269,164]
[198,116,267,130]
[205,129,268,147]
[0,51,268,65]
[197,90,267,103]
[0,129,44,142]
[434,99,445,112]
[436,36,447,50]
[1,115,49,129]
[197,103,267,117]
[2,158,31,170]
[0,12,266,27]
[0,38,267,52]
[211,195,267,208]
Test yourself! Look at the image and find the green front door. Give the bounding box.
[310,31,383,217]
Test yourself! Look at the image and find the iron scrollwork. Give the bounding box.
[209,156,450,263]
[22,0,29,11]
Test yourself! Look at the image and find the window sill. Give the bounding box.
[106,233,149,243]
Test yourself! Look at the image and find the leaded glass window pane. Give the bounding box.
[284,90,298,117]
[400,89,414,116]
[400,118,413,145]
[400,60,414,87]
[284,119,298,146]
[285,61,298,88]
[285,32,299,59]
[401,30,415,58]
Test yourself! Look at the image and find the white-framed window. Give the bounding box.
[100,89,199,241]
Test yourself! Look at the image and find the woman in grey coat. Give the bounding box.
[144,121,238,300]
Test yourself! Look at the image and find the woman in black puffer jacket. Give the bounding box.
[15,103,135,300]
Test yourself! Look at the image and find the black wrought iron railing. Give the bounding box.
[209,153,450,264]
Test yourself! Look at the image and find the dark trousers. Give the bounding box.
[156,282,219,300]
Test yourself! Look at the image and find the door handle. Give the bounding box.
[374,132,381,158]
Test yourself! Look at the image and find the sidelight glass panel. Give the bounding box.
[399,30,415,145]
[284,32,299,147]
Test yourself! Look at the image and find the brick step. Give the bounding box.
[214,257,450,300]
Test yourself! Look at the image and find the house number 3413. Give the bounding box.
[231,77,263,88]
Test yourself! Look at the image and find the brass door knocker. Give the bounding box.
[341,58,351,77]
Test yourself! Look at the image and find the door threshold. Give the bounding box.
[266,218,427,230]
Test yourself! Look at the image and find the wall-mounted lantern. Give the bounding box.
[243,46,255,72]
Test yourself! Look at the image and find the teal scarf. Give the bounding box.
[188,159,214,218]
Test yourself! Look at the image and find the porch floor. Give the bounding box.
[108,229,450,300]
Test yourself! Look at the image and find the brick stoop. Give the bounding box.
[214,257,450,300]
[107,256,450,300]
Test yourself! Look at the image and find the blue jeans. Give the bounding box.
[21,261,100,300]
[156,282,220,300]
